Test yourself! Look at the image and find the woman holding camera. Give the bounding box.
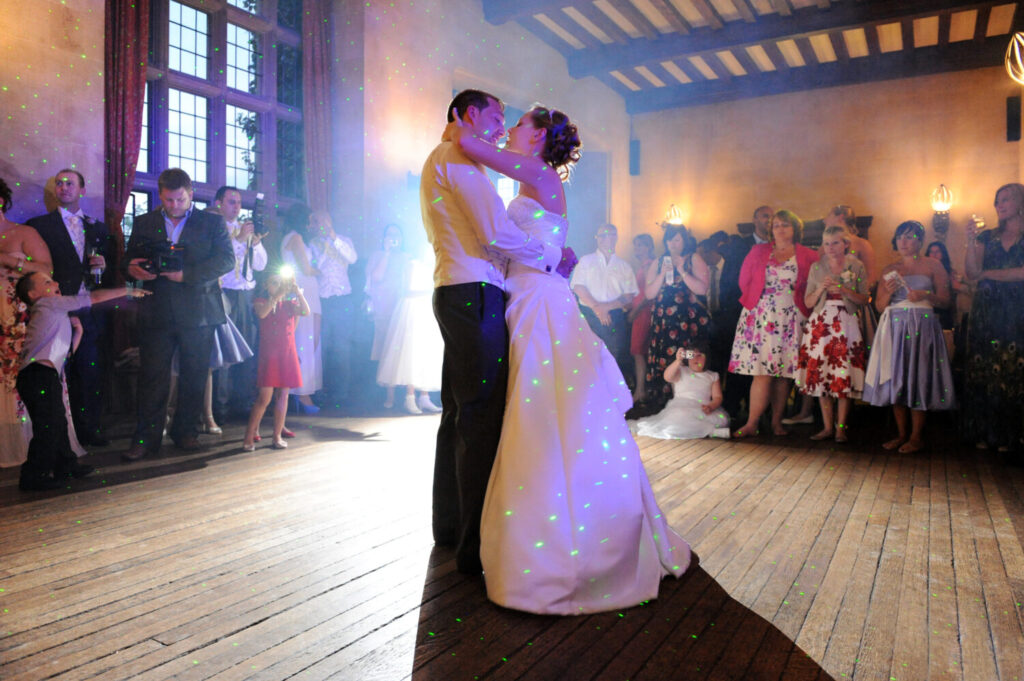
[640,224,710,415]
[961,183,1024,453]
[863,220,954,453]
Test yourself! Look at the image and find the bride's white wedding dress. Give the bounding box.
[479,196,692,615]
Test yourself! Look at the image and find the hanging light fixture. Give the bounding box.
[664,204,684,226]
[1006,33,1024,85]
[930,184,953,240]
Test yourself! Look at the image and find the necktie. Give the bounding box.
[69,214,85,260]
[708,262,719,313]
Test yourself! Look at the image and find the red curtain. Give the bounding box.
[302,0,333,214]
[104,0,150,269]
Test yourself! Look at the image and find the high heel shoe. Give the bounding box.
[242,442,256,452]
[272,438,288,449]
[201,421,223,435]
[281,427,296,438]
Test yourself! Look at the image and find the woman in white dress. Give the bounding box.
[280,205,322,413]
[448,105,692,615]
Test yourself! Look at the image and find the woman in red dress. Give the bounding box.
[243,273,311,451]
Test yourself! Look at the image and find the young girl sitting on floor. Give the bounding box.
[633,345,730,440]
[243,271,310,451]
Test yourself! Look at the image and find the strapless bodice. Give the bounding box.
[507,196,567,251]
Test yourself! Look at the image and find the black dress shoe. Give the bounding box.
[173,436,202,452]
[122,443,150,462]
[82,435,111,447]
[56,463,96,480]
[19,476,63,491]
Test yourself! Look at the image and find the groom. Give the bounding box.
[421,89,573,574]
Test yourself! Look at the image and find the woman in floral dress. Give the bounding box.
[961,183,1024,453]
[0,178,55,467]
[641,225,710,415]
[730,210,819,437]
[794,225,868,443]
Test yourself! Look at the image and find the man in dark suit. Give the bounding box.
[26,168,113,446]
[717,205,773,421]
[122,168,235,460]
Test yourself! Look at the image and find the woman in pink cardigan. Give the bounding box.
[729,210,818,437]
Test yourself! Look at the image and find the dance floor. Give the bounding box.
[1,411,1022,680]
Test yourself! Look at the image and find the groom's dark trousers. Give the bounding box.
[432,282,509,574]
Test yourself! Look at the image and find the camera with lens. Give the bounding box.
[139,241,185,275]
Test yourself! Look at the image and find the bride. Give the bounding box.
[448,105,692,615]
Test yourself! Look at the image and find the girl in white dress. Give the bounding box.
[448,105,692,615]
[634,347,730,440]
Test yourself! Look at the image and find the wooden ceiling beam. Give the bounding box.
[649,0,693,34]
[769,0,792,17]
[864,22,880,55]
[795,35,818,64]
[689,0,725,30]
[517,15,574,57]
[733,0,757,23]
[483,0,568,24]
[759,39,791,70]
[567,0,996,78]
[606,0,660,40]
[624,32,1009,112]
[541,7,604,49]
[732,46,762,75]
[938,11,951,45]
[973,5,991,41]
[829,30,850,61]
[573,2,632,44]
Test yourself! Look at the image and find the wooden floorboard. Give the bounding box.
[1,409,1023,680]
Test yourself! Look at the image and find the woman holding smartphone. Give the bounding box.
[863,220,954,453]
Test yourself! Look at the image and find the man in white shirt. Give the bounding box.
[26,169,112,446]
[570,223,638,386]
[308,210,358,408]
[421,88,571,575]
[212,185,267,419]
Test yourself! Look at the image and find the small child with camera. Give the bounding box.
[243,269,310,451]
[632,344,730,440]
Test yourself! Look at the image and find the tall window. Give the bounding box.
[226,105,258,190]
[167,89,209,184]
[137,83,149,175]
[136,0,304,212]
[227,23,259,94]
[168,0,208,79]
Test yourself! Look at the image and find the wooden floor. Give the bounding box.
[1,410,1023,680]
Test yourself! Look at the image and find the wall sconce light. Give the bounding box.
[664,204,684,226]
[931,184,953,240]
[1007,33,1024,85]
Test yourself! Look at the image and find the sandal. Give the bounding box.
[810,430,834,441]
[882,438,906,450]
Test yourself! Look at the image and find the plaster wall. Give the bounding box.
[630,67,1024,267]
[352,0,631,251]
[0,0,106,222]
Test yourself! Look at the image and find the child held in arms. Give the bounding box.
[633,344,731,440]
[15,272,149,491]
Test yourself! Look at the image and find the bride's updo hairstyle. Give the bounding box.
[529,105,582,181]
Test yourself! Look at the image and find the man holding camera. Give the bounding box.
[123,168,235,460]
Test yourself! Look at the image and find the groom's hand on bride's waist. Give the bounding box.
[556,247,578,279]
